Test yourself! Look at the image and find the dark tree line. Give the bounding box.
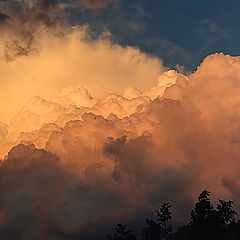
[107,190,240,240]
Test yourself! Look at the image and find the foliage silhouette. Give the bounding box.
[107,190,240,240]
[107,224,137,240]
[141,202,172,240]
[217,199,236,227]
[157,202,172,233]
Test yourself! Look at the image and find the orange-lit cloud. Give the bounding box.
[1,2,240,238]
[1,49,240,238]
[0,0,164,123]
[0,26,165,123]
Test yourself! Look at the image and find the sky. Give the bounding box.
[1,1,240,239]
[68,0,240,70]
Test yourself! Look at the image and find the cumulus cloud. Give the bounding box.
[146,70,189,100]
[1,1,240,237]
[2,52,240,239]
[0,26,165,123]
[0,0,165,123]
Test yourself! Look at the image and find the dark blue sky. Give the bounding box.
[67,0,240,71]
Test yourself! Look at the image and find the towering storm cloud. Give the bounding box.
[1,52,240,239]
[1,1,240,239]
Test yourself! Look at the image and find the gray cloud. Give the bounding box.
[0,0,65,61]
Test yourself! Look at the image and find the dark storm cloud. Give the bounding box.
[0,143,132,239]
[0,0,62,27]
[3,53,240,239]
[104,134,196,213]
[0,11,9,24]
[0,0,65,61]
[0,137,196,239]
[0,0,117,61]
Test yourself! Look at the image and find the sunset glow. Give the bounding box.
[1,0,240,239]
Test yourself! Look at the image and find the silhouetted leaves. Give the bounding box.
[107,190,240,240]
[217,199,236,227]
[141,202,172,240]
[107,224,136,240]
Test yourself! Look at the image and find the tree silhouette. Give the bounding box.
[157,202,172,239]
[142,219,163,240]
[191,190,214,223]
[107,224,136,240]
[177,190,238,240]
[142,202,172,240]
[217,199,236,227]
[189,190,220,239]
[107,190,240,240]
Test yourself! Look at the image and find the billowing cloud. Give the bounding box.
[0,26,165,123]
[1,51,240,238]
[1,1,240,237]
[0,1,165,124]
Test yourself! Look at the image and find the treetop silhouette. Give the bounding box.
[107,190,240,240]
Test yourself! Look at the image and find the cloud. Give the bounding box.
[0,0,64,60]
[0,143,143,239]
[1,3,240,237]
[0,122,7,145]
[78,0,111,10]
[222,177,240,201]
[0,25,165,123]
